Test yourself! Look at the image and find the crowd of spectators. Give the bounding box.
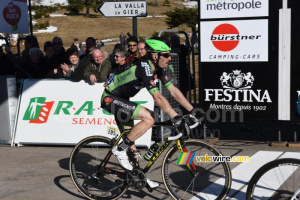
[0,34,193,97]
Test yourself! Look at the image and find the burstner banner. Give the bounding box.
[0,0,29,33]
[201,19,268,62]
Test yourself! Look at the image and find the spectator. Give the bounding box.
[84,49,112,84]
[127,36,139,63]
[6,35,39,67]
[169,34,194,103]
[137,40,147,58]
[60,48,85,82]
[113,48,132,73]
[95,38,104,49]
[52,36,66,64]
[0,45,14,75]
[80,42,86,56]
[19,47,44,78]
[119,32,125,48]
[42,41,63,78]
[109,43,122,71]
[73,38,80,51]
[80,37,96,64]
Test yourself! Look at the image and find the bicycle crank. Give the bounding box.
[126,169,147,190]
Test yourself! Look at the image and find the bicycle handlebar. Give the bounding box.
[154,114,200,141]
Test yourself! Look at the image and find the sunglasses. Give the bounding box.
[129,44,137,47]
[53,42,62,45]
[114,55,120,58]
[159,53,171,58]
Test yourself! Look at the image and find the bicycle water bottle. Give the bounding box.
[144,143,159,161]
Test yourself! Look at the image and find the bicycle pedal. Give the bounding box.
[146,184,153,193]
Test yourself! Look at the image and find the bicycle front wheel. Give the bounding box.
[246,158,300,200]
[162,139,232,200]
[69,136,128,200]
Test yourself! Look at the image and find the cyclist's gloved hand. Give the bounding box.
[171,115,185,130]
[189,108,205,119]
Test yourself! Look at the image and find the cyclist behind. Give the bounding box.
[101,39,197,185]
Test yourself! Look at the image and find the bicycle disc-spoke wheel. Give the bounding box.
[162,139,232,200]
[246,158,300,200]
[69,136,128,200]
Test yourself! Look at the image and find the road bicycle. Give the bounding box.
[246,158,300,200]
[69,114,232,200]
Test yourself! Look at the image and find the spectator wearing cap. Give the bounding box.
[80,37,96,64]
[84,49,112,84]
[52,36,66,64]
[127,36,139,63]
[73,38,80,51]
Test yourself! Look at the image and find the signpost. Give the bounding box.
[97,1,147,17]
[96,1,147,37]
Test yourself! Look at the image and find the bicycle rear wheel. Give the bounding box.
[69,136,128,200]
[246,158,300,200]
[162,139,232,200]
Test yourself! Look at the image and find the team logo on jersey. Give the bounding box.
[220,70,254,89]
[141,62,153,76]
[104,97,114,104]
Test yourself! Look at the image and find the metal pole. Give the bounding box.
[28,0,33,35]
[132,17,137,37]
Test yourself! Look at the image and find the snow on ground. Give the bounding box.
[33,26,58,34]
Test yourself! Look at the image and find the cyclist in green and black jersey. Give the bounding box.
[101,39,197,176]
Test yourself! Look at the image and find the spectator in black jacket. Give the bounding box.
[60,47,85,81]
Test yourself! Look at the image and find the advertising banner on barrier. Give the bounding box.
[200,19,268,62]
[13,80,154,147]
[0,0,29,33]
[200,0,269,19]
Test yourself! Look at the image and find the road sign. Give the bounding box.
[97,1,147,17]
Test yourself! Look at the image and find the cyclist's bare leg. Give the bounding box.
[127,107,155,142]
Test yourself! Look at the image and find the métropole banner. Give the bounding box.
[199,0,282,120]
[13,80,154,147]
[200,0,269,19]
[0,0,29,33]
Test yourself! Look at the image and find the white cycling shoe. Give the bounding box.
[112,146,133,171]
[147,178,160,188]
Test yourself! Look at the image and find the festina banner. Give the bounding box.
[199,1,282,120]
[0,0,29,33]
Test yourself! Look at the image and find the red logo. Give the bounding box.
[211,24,239,52]
[3,3,21,26]
[104,97,113,104]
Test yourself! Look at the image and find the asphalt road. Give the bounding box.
[0,140,299,200]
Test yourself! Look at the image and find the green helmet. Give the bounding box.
[145,39,171,53]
